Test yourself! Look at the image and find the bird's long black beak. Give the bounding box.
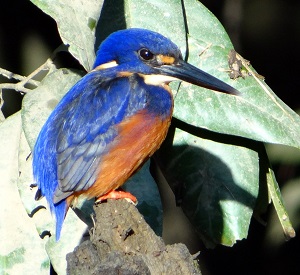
[157,59,239,95]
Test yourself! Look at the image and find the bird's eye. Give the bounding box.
[138,48,155,61]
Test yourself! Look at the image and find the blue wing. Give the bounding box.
[33,70,147,206]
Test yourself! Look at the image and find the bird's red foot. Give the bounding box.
[95,190,137,205]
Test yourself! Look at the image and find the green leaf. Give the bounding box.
[97,0,187,51]
[30,0,104,71]
[172,1,300,150]
[21,68,83,150]
[266,168,295,240]
[0,113,49,274]
[264,177,300,249]
[21,69,88,274]
[158,127,259,247]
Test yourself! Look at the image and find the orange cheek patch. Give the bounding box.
[158,55,175,65]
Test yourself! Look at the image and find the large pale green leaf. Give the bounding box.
[30,0,104,71]
[21,68,83,149]
[0,113,49,274]
[158,127,259,247]
[97,0,187,51]
[172,1,300,149]
[21,69,88,274]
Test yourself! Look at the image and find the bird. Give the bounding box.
[32,28,239,240]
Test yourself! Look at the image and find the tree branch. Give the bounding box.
[0,68,40,86]
[0,57,56,94]
[67,199,201,274]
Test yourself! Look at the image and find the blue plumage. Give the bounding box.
[93,28,181,70]
[33,28,238,240]
[33,67,172,239]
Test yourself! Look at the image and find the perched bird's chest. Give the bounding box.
[115,73,174,159]
[126,73,174,119]
[80,75,174,198]
[82,110,172,199]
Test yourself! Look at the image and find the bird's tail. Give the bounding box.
[52,199,68,241]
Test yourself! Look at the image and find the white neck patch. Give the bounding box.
[138,74,178,86]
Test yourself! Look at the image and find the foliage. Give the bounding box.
[0,0,298,274]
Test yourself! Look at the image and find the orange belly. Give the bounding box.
[67,111,171,204]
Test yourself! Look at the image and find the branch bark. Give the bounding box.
[67,199,201,274]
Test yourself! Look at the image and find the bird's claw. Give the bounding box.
[95,190,138,205]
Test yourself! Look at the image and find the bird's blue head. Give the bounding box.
[93,28,239,95]
[93,28,181,73]
[94,29,182,69]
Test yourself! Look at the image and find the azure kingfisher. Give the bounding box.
[33,28,239,240]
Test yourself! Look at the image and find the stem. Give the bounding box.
[0,57,56,94]
[0,83,32,94]
[0,68,40,86]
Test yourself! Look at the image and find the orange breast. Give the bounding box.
[70,111,172,202]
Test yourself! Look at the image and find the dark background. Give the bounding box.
[1,0,300,274]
